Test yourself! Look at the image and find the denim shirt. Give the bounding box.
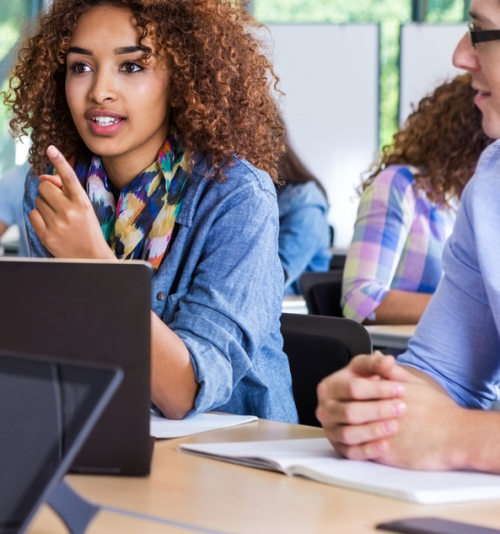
[24,155,298,423]
[277,182,331,295]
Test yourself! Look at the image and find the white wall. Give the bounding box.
[265,24,380,248]
[399,23,467,125]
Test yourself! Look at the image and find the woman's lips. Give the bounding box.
[87,117,126,136]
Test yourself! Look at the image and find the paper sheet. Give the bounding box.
[150,412,258,439]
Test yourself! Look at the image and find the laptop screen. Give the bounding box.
[0,352,121,534]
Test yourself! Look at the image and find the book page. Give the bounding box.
[179,438,500,504]
[151,413,257,439]
[179,438,338,471]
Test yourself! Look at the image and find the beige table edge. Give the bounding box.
[29,419,500,534]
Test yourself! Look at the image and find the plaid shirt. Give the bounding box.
[342,165,457,323]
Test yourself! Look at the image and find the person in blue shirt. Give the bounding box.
[277,141,331,295]
[4,0,297,423]
[316,0,500,472]
[0,163,29,256]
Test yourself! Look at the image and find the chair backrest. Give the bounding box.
[281,313,372,427]
[299,270,344,317]
[330,253,346,271]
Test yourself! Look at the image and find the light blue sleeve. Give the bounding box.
[0,165,27,227]
[169,183,287,416]
[398,142,500,408]
[278,183,330,291]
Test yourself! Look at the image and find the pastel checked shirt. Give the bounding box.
[341,165,458,323]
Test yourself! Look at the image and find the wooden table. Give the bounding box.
[365,324,416,351]
[28,419,500,534]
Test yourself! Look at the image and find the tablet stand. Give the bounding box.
[47,481,100,534]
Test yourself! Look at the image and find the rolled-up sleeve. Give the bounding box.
[398,144,500,408]
[167,185,286,416]
[342,167,415,322]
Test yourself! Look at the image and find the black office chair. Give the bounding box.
[330,253,346,271]
[281,313,372,427]
[299,270,344,317]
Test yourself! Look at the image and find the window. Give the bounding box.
[0,0,33,176]
[255,0,466,146]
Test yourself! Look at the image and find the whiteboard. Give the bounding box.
[265,24,380,248]
[399,23,467,125]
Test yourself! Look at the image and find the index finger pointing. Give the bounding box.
[46,145,82,198]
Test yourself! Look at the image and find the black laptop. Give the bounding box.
[0,259,153,476]
[0,350,122,534]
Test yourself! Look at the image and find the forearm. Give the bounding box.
[392,366,500,472]
[454,410,500,473]
[150,312,199,419]
[366,289,432,325]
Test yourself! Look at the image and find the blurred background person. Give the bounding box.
[277,139,331,296]
[342,74,492,324]
[0,162,29,256]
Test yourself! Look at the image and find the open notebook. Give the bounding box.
[179,438,500,505]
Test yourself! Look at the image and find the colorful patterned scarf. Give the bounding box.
[74,135,188,271]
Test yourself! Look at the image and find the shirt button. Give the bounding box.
[157,292,166,301]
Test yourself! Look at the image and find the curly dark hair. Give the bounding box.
[3,0,284,181]
[364,73,492,204]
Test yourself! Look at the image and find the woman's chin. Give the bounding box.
[481,115,500,140]
[82,139,128,158]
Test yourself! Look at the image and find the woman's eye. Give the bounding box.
[121,62,143,73]
[70,62,91,74]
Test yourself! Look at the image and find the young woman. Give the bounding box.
[277,140,331,296]
[4,0,298,422]
[342,74,492,324]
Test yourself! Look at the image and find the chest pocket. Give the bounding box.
[162,287,190,325]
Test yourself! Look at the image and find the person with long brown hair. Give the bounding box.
[342,74,492,325]
[3,0,298,422]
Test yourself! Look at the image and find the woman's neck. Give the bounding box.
[101,132,168,191]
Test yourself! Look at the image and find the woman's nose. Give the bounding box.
[89,69,118,104]
[453,32,480,73]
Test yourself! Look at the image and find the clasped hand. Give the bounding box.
[29,146,116,260]
[316,352,467,470]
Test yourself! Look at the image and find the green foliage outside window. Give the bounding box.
[0,0,31,175]
[255,0,465,147]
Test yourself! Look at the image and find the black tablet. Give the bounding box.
[0,350,122,534]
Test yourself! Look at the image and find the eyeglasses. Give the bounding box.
[469,21,500,48]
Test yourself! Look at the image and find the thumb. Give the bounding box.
[379,362,422,383]
[39,174,63,189]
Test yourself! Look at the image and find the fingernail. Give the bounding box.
[392,401,406,416]
[374,441,388,454]
[392,384,405,396]
[384,420,398,435]
[47,145,59,158]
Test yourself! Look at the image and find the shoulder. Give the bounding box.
[360,165,417,212]
[366,165,416,194]
[277,181,328,211]
[177,156,278,226]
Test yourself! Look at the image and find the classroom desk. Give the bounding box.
[365,324,416,351]
[28,419,500,534]
[282,295,308,315]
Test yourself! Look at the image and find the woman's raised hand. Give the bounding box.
[29,145,116,260]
